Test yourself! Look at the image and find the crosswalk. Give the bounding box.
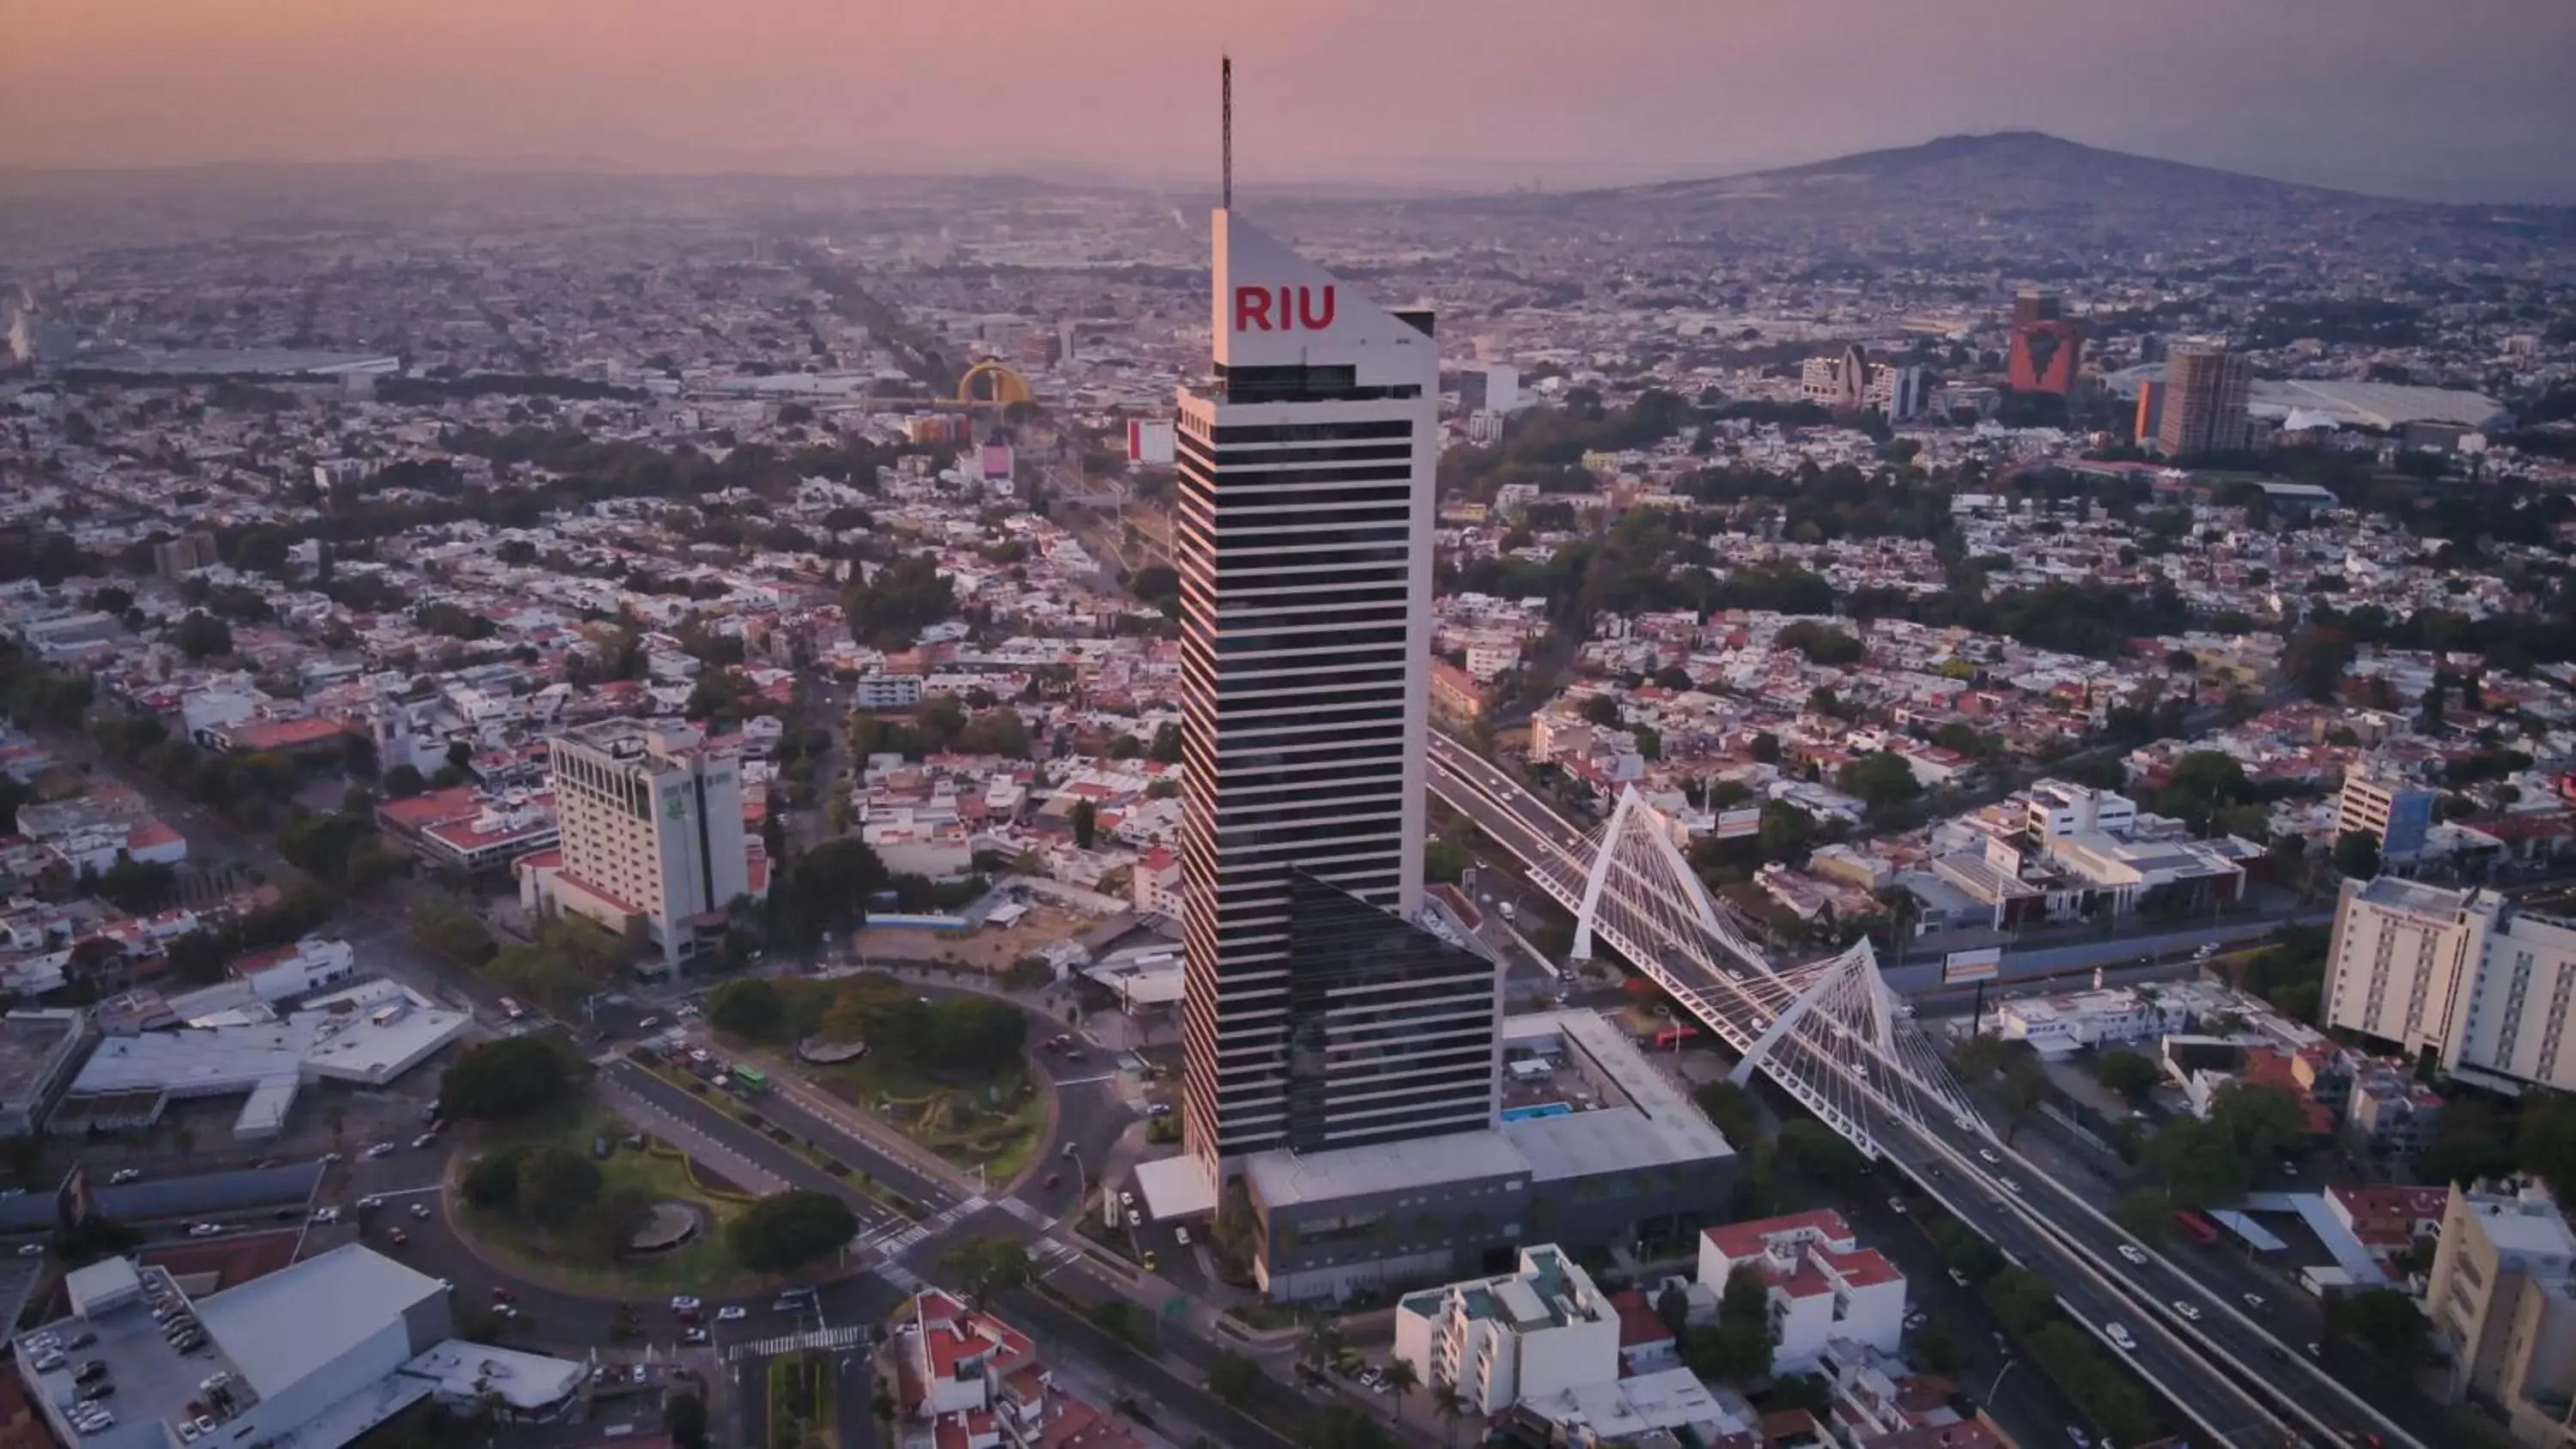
[1027,1235,1083,1276]
[724,1325,870,1362]
[853,1193,988,1261]
[995,1197,1049,1228]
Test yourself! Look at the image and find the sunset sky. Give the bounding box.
[5,0,2572,202]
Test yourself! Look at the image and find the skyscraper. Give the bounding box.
[1175,209,1498,1174]
[2006,288,2087,396]
[2157,342,2252,456]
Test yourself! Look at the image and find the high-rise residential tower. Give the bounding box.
[2156,341,2252,456]
[1175,209,1498,1174]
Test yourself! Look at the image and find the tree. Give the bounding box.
[1693,1080,1764,1148]
[666,1391,710,1449]
[1379,1355,1418,1423]
[940,1236,1031,1311]
[1297,1407,1394,1449]
[439,1036,578,1122]
[843,551,957,648]
[2208,1081,2310,1161]
[381,763,426,798]
[1655,1281,1693,1337]
[2518,1093,2576,1203]
[1204,1351,1263,1408]
[1431,1381,1467,1448]
[2111,1189,2171,1245]
[1750,731,1781,765]
[172,610,234,658]
[2417,1096,2516,1187]
[1834,751,1923,821]
[2089,1048,2161,1106]
[1299,1316,1346,1372]
[2283,627,2355,701]
[1581,694,1623,729]
[2140,1116,2251,1210]
[2335,1288,2427,1363]
[1071,797,1097,850]
[708,978,790,1041]
[727,1190,858,1275]
[515,1145,603,1228]
[2331,829,2382,880]
[461,1147,526,1211]
[1682,1264,1775,1385]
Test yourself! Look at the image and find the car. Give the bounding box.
[358,1196,385,1210]
[364,1143,396,1160]
[1887,1196,1908,1215]
[630,1365,649,1384]
[1999,1178,2022,1195]
[1145,1103,1173,1118]
[319,1152,342,1166]
[669,1295,702,1312]
[1953,1117,1974,1133]
[16,1243,42,1257]
[1043,1173,1060,1190]
[716,1306,747,1322]
[310,1207,340,1224]
[2104,1322,2136,1352]
[689,1048,713,1064]
[1061,1142,1078,1159]
[108,1168,141,1185]
[2067,1427,2093,1447]
[186,1223,223,1238]
[386,1227,409,1246]
[1903,1311,1928,1330]
[681,1327,709,1344]
[676,1004,700,1019]
[1175,1227,1192,1247]
[410,1203,431,1220]
[2243,1292,2267,1311]
[774,1296,811,1313]
[2171,1300,2202,1321]
[491,1286,517,1304]
[2306,1342,2324,1359]
[2117,1245,2148,1265]
[492,1304,519,1320]
[1119,1191,1136,1210]
[410,1133,438,1150]
[1140,1250,1159,1272]
[1947,1269,1971,1288]
[1978,1148,2002,1166]
[639,1016,662,1030]
[73,1361,108,1384]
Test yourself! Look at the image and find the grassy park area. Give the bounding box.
[455,1101,761,1298]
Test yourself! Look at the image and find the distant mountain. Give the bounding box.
[1609,130,2361,209]
[1431,129,2576,258]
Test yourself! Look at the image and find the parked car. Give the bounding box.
[669,1295,702,1312]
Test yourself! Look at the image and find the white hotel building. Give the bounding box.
[2325,876,2576,1094]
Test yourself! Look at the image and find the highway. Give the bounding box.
[1428,732,2422,1449]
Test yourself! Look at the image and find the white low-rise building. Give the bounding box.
[1697,1209,1906,1372]
[10,1246,579,1449]
[1393,1245,1621,1416]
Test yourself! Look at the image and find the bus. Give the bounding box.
[730,1065,772,1094]
[2172,1210,2220,1246]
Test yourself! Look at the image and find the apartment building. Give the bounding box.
[2324,877,2576,1094]
[2339,770,2439,864]
[2425,1182,2576,1446]
[1393,1245,1620,1416]
[527,719,754,970]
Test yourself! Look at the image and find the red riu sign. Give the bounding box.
[1233,285,1336,333]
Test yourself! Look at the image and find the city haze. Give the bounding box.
[6,0,2575,203]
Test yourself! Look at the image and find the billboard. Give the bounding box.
[1942,947,2003,985]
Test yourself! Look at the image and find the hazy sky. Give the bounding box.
[6,0,2573,203]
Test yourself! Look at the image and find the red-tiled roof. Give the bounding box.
[223,716,349,752]
[125,817,184,851]
[1609,1288,1674,1349]
[1704,1208,1854,1263]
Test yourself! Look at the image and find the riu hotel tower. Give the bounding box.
[1154,67,1735,1300]
[1173,64,1501,1181]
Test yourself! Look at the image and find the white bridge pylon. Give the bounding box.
[1438,761,1981,1158]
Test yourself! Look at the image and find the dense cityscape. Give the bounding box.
[0,40,2574,1449]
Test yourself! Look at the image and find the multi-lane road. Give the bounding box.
[1430,731,2422,1449]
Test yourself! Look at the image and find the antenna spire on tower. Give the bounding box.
[1221,55,1233,210]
